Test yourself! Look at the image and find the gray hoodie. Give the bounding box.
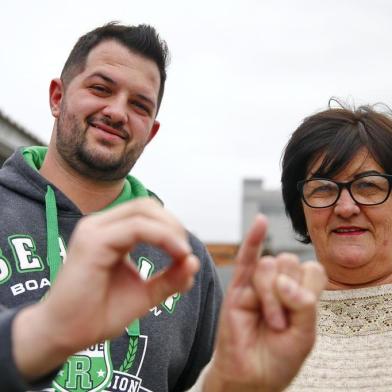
[0,147,223,392]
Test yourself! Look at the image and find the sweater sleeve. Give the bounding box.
[174,233,223,392]
[0,305,61,391]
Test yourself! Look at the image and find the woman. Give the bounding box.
[281,103,392,390]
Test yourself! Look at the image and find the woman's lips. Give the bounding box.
[332,227,367,236]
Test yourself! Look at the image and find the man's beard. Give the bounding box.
[56,107,145,181]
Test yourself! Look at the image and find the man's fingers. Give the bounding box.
[231,214,268,288]
[70,216,192,267]
[94,198,181,231]
[76,198,192,262]
[144,254,200,308]
[117,217,191,259]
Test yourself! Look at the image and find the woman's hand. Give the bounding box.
[204,215,326,392]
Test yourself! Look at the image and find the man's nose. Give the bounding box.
[101,96,128,124]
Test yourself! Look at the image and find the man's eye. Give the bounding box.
[90,85,110,94]
[131,101,150,115]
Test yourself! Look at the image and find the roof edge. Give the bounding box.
[0,108,45,145]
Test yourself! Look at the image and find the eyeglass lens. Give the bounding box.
[302,175,390,207]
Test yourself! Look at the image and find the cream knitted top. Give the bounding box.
[287,283,392,391]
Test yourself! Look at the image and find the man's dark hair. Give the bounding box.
[60,22,169,112]
[281,101,392,243]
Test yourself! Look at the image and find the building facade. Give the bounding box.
[209,178,317,292]
[242,178,315,261]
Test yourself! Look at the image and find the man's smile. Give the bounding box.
[88,120,128,141]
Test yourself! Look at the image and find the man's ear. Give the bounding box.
[146,120,160,144]
[49,78,64,119]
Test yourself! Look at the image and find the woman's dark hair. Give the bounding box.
[61,22,169,112]
[281,101,392,243]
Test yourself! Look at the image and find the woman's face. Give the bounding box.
[303,148,392,288]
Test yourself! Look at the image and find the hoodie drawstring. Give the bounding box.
[44,185,140,374]
[45,185,60,282]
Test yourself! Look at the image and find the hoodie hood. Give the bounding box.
[0,147,77,212]
[1,146,156,211]
[0,146,156,280]
[25,146,152,208]
[0,147,222,392]
[1,146,154,336]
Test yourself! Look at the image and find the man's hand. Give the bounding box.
[204,215,326,392]
[13,198,199,380]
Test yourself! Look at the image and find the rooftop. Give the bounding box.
[0,108,43,145]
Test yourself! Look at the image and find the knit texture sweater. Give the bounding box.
[287,284,392,391]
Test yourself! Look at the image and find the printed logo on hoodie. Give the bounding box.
[51,256,181,392]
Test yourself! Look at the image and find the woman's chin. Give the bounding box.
[322,246,373,269]
[333,255,370,269]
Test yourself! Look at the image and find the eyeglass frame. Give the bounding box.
[296,173,392,209]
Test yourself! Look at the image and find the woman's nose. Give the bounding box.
[333,188,360,217]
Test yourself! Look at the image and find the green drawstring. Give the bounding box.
[45,184,140,373]
[45,186,61,282]
[127,318,140,336]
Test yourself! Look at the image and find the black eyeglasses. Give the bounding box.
[297,174,392,208]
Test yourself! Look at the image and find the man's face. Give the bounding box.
[52,40,161,181]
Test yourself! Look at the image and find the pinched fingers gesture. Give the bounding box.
[43,198,200,351]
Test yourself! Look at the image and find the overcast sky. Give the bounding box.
[1,0,391,242]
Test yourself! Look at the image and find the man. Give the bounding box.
[0,22,326,391]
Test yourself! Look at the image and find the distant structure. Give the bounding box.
[206,243,239,266]
[242,178,315,261]
[0,109,43,165]
[209,178,316,293]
